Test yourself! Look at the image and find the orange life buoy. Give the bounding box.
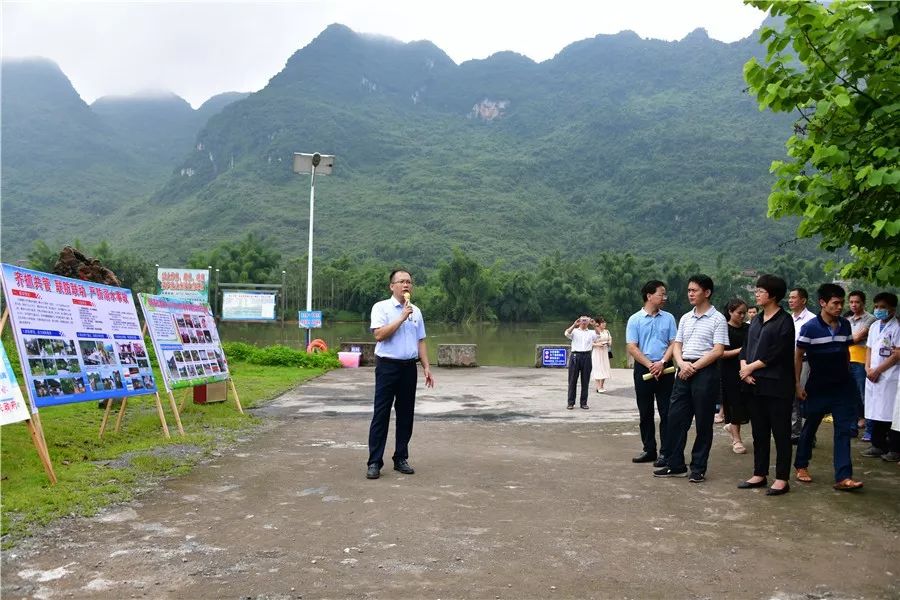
[306,338,328,353]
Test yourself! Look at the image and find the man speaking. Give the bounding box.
[366,269,435,480]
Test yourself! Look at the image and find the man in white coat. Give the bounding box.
[862,292,900,461]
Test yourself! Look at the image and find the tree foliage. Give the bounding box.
[188,233,281,284]
[744,1,900,284]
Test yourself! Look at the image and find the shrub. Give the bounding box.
[221,342,340,370]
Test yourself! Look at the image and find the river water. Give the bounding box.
[218,321,629,367]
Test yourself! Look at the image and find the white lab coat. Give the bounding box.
[865,318,900,421]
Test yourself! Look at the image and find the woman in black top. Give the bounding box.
[738,275,796,496]
[720,298,750,454]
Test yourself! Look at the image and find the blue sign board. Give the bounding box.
[299,310,323,329]
[542,348,568,368]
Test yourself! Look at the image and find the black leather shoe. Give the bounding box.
[393,460,415,475]
[580,404,589,410]
[652,456,667,468]
[765,483,790,496]
[366,464,380,479]
[737,478,767,489]
[632,451,658,464]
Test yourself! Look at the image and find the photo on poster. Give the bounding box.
[45,379,62,396]
[72,377,86,394]
[187,364,197,377]
[137,359,149,368]
[59,378,75,395]
[196,364,205,376]
[178,367,188,378]
[198,349,208,360]
[33,379,48,397]
[43,359,58,375]
[63,340,78,356]
[24,338,41,357]
[190,350,201,362]
[142,375,154,389]
[173,351,184,362]
[29,359,45,376]
[87,372,102,391]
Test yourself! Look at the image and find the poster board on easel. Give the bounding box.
[138,293,243,417]
[0,337,57,484]
[0,264,178,442]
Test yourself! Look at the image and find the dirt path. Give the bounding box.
[3,367,899,599]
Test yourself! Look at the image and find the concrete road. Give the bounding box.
[3,367,899,599]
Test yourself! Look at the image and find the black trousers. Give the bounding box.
[633,363,674,456]
[367,358,417,468]
[567,351,591,406]
[665,366,718,473]
[749,391,794,481]
[871,420,900,453]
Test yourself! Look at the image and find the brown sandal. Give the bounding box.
[833,478,863,491]
[795,467,812,483]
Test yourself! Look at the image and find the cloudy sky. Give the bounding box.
[3,0,767,108]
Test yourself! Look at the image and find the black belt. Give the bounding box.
[376,356,418,365]
[571,350,591,354]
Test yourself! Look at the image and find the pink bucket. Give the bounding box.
[338,351,361,368]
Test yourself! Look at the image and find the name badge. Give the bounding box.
[880,347,892,357]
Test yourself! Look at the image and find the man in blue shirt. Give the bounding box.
[794,283,863,491]
[366,269,435,480]
[626,280,677,465]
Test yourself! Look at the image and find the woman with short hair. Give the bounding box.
[738,275,796,496]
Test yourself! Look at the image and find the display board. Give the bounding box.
[221,291,276,321]
[156,268,210,304]
[138,294,230,390]
[0,343,31,425]
[0,264,158,407]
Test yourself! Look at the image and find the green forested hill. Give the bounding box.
[2,24,806,270]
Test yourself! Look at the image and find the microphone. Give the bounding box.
[403,292,412,321]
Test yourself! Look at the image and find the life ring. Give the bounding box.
[307,339,328,353]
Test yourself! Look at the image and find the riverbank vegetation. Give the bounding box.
[27,237,883,326]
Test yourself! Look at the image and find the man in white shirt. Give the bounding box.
[366,269,434,480]
[789,287,815,442]
[564,316,602,410]
[653,275,728,482]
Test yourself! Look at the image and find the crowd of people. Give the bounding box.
[566,274,900,495]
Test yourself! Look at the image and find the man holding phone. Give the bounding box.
[565,316,602,410]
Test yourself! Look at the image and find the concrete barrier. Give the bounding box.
[339,342,376,366]
[534,344,570,368]
[437,344,477,367]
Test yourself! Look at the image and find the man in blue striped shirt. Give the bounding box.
[794,283,863,491]
[654,274,728,482]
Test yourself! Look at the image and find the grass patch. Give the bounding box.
[0,359,324,548]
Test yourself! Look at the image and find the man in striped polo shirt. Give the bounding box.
[654,274,728,482]
[793,283,863,490]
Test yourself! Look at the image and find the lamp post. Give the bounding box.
[293,152,335,347]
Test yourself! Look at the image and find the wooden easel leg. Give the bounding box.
[26,419,57,485]
[164,391,184,437]
[0,307,9,334]
[98,398,114,438]
[114,397,128,433]
[154,392,171,439]
[228,378,244,414]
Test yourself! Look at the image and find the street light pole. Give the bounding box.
[293,152,335,348]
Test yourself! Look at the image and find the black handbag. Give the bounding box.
[608,350,613,360]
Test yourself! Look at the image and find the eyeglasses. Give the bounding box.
[392,279,413,285]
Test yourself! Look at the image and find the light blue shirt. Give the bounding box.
[625,308,677,362]
[370,297,426,360]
